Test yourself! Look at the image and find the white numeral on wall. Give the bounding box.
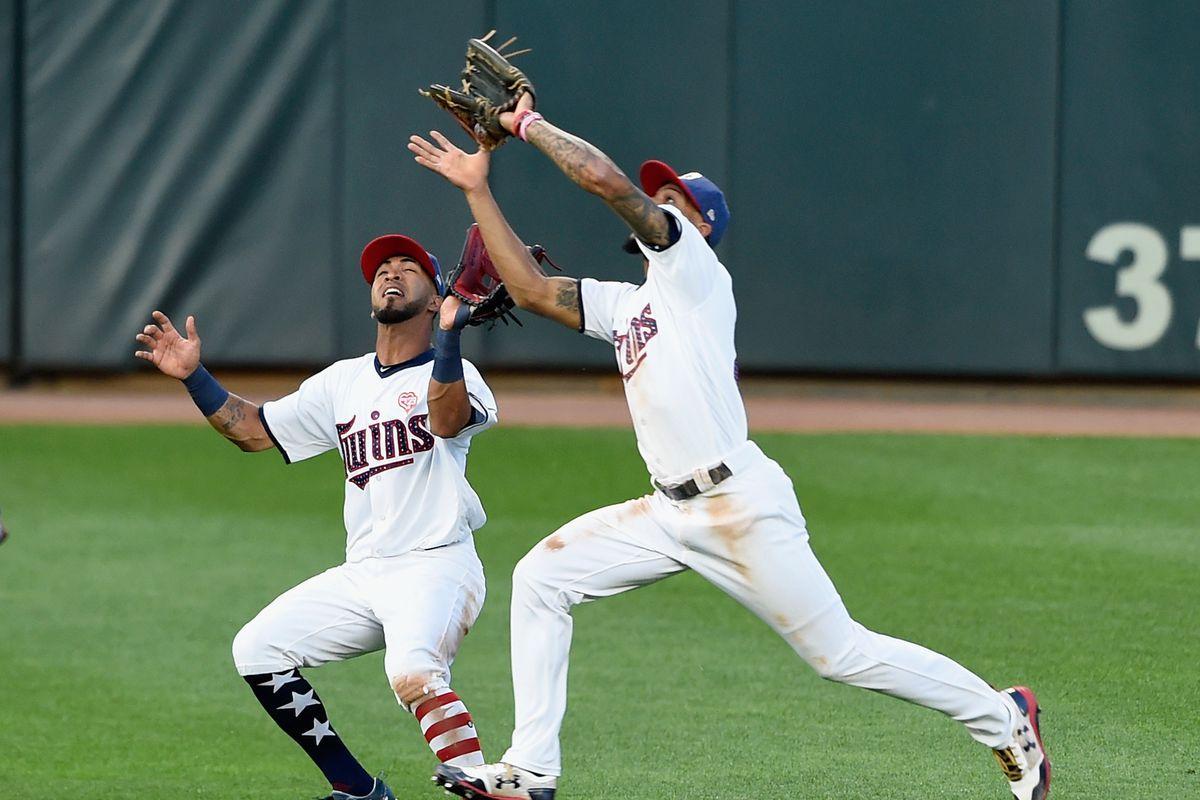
[1181,226,1200,349]
[1083,223,1172,351]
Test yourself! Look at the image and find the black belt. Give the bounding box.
[655,463,733,501]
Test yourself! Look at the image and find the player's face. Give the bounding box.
[652,184,712,239]
[371,257,438,324]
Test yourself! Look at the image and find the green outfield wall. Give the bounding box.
[2,0,1198,377]
[1,0,14,364]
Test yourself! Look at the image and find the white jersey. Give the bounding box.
[260,350,497,562]
[580,203,747,485]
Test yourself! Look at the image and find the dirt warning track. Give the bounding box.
[2,373,1199,438]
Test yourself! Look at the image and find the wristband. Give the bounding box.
[431,328,465,383]
[512,109,535,139]
[182,363,230,417]
[514,110,544,142]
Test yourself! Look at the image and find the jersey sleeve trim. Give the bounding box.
[258,405,293,465]
[457,392,494,436]
[639,208,682,252]
[575,277,586,334]
[438,393,494,439]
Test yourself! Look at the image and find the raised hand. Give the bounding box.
[134,310,202,379]
[439,295,473,331]
[408,131,490,193]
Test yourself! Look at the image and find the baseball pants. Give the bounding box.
[501,442,1012,775]
[232,538,485,704]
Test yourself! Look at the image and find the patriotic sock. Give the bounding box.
[413,688,485,766]
[243,670,375,796]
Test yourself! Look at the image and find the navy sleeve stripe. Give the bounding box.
[642,208,682,252]
[456,393,493,436]
[258,405,293,465]
[575,277,586,334]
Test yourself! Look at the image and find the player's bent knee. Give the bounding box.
[389,669,448,707]
[385,647,447,704]
[512,548,561,590]
[511,553,571,609]
[231,620,288,675]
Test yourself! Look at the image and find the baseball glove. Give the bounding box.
[419,31,534,150]
[446,224,560,327]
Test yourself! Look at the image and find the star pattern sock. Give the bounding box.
[243,670,374,796]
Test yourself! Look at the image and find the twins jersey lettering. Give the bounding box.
[580,203,747,484]
[261,351,497,561]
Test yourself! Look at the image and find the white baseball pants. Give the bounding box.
[231,538,485,701]
[501,443,1011,776]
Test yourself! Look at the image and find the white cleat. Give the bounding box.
[432,762,556,800]
[993,686,1051,800]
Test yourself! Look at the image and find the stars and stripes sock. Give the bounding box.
[243,670,374,796]
[414,688,485,766]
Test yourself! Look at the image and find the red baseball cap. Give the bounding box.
[359,234,443,291]
[638,159,731,244]
[640,160,702,212]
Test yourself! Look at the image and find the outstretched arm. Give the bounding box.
[409,132,582,330]
[134,311,273,452]
[500,96,671,247]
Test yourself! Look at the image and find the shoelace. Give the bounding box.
[993,719,1039,782]
[993,747,1024,782]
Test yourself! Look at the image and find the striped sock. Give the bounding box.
[414,688,484,766]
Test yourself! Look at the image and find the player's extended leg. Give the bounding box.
[371,539,488,768]
[435,496,687,799]
[504,497,687,775]
[232,564,392,799]
[674,453,1048,798]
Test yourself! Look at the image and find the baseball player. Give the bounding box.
[408,95,1050,800]
[134,235,498,800]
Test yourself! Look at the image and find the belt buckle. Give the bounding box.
[657,462,730,501]
[691,466,717,493]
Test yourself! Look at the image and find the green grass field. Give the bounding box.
[1,425,1197,799]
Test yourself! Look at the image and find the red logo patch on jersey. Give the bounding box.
[612,303,659,381]
[397,392,418,413]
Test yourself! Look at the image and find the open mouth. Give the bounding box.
[383,287,404,299]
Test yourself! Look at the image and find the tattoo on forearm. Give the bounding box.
[210,395,248,437]
[528,123,608,190]
[608,187,670,246]
[528,122,669,246]
[555,280,580,313]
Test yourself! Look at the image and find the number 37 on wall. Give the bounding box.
[1084,223,1200,351]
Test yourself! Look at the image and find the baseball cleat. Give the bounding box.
[324,776,396,800]
[993,686,1051,800]
[432,762,556,799]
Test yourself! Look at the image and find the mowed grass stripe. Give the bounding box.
[0,427,1196,798]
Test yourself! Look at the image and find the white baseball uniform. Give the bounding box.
[232,349,496,701]
[500,204,1014,776]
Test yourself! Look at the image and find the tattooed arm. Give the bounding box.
[522,120,672,248]
[206,394,274,452]
[409,133,583,330]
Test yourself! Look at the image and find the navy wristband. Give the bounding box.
[182,364,230,416]
[432,328,465,383]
